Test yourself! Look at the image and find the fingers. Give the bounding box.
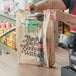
[50,9,61,21]
[50,9,57,20]
[25,3,32,11]
[25,3,37,14]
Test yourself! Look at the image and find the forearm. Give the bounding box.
[61,12,76,28]
[35,0,66,12]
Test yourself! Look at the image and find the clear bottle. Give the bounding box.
[23,9,45,66]
[23,11,38,34]
[8,0,19,17]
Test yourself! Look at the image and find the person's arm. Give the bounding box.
[60,12,76,28]
[25,0,67,13]
[35,0,66,12]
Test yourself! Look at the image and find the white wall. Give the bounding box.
[28,0,42,3]
[16,0,27,10]
[0,0,4,10]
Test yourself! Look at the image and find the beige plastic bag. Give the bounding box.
[16,9,55,67]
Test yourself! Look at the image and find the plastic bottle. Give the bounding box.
[23,9,38,33]
[23,8,45,66]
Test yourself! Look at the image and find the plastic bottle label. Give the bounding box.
[24,18,38,33]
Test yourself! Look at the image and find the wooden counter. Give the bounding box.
[0,47,69,76]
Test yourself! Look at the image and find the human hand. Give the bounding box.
[50,9,63,21]
[25,3,37,14]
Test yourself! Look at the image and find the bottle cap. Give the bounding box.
[31,8,34,11]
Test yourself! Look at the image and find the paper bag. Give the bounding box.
[16,9,55,67]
